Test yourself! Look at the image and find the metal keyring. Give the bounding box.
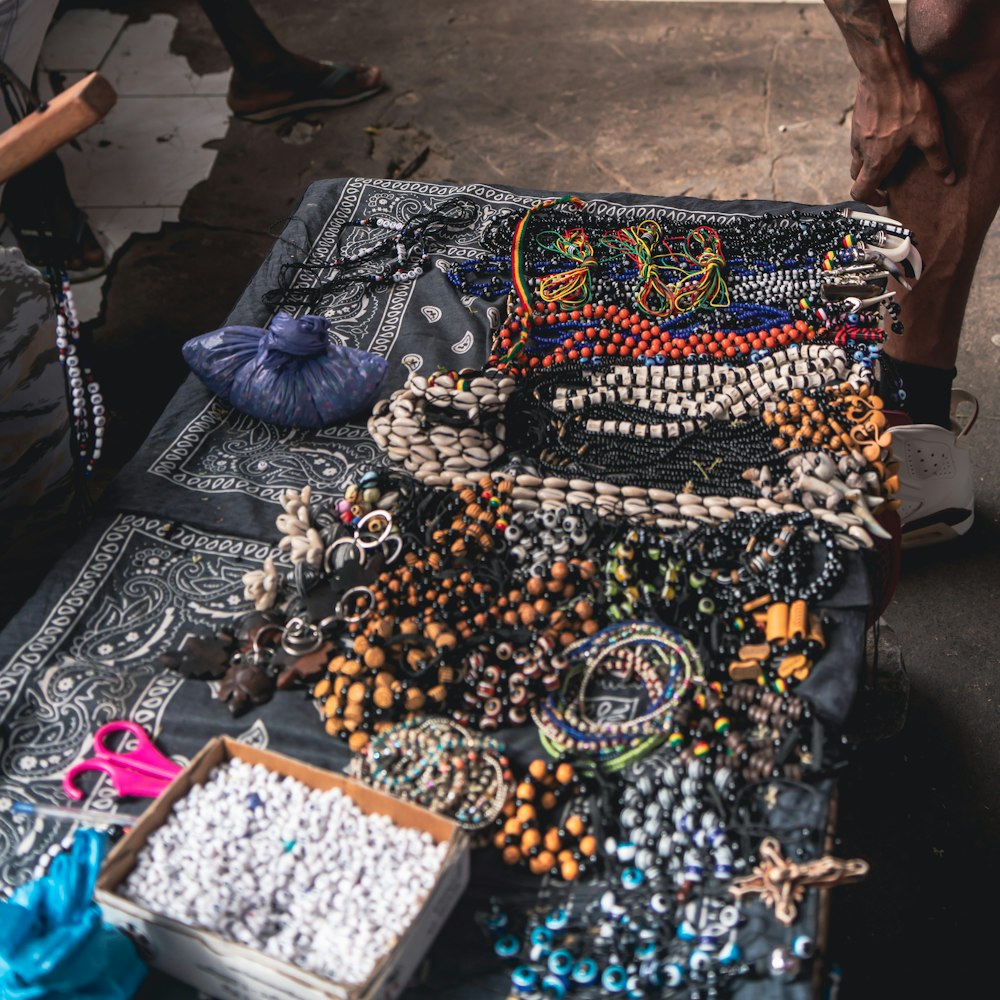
[380,532,404,567]
[355,509,394,549]
[248,624,283,665]
[324,535,365,576]
[335,586,376,623]
[281,616,324,656]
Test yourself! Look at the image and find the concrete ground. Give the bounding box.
[15,0,1000,995]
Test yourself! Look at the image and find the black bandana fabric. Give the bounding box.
[0,180,875,1000]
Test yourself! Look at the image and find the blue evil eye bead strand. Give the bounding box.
[510,965,538,994]
[601,964,628,993]
[494,934,521,959]
[547,949,574,978]
[529,926,554,963]
[540,972,568,998]
[571,957,599,986]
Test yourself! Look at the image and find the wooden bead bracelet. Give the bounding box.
[493,758,598,880]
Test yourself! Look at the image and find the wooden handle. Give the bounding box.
[0,72,117,184]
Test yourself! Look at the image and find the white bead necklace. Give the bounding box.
[55,273,104,474]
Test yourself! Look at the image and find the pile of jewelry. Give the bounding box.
[368,358,896,550]
[452,197,915,373]
[368,196,910,551]
[155,191,904,996]
[119,759,448,985]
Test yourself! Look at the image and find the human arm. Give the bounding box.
[822,0,956,203]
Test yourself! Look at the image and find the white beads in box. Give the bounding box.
[119,759,448,986]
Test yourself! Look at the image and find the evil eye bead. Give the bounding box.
[485,910,509,932]
[601,965,628,993]
[718,942,742,966]
[664,962,685,987]
[621,866,644,890]
[547,949,574,977]
[511,966,538,993]
[688,949,713,973]
[650,892,670,914]
[540,973,568,999]
[792,935,816,959]
[544,907,569,931]
[571,958,599,985]
[635,942,657,961]
[677,920,698,942]
[530,926,553,945]
[494,934,520,958]
[528,926,553,956]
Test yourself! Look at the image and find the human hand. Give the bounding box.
[849,71,956,204]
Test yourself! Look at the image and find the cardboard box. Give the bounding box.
[96,736,470,1000]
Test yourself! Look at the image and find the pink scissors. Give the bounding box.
[63,720,181,801]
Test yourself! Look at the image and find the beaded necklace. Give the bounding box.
[348,717,513,831]
[494,757,599,880]
[53,273,103,474]
[532,622,704,765]
[470,200,907,381]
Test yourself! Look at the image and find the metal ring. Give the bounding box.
[355,509,394,549]
[380,532,404,566]
[281,616,324,656]
[249,624,283,657]
[336,586,376,623]
[324,536,365,576]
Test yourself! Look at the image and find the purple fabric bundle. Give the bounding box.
[182,312,388,428]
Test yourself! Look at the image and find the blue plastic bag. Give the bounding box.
[182,312,388,429]
[0,829,146,999]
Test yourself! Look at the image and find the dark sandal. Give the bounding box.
[232,64,384,124]
[1,155,109,281]
[7,215,108,282]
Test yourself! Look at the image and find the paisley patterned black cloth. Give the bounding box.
[0,180,873,1000]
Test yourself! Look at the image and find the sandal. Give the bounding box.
[230,63,385,124]
[1,154,109,281]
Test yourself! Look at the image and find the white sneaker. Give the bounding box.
[890,388,978,549]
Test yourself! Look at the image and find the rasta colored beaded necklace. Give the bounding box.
[532,621,705,768]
